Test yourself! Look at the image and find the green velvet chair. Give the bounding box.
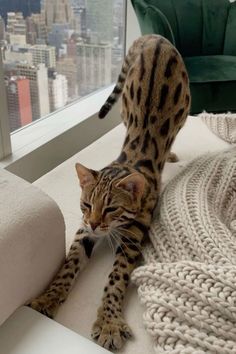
[131,0,236,114]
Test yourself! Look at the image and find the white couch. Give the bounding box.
[0,116,231,354]
[33,117,231,354]
[0,169,65,326]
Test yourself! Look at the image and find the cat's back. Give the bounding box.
[122,34,190,128]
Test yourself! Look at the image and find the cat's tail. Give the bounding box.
[98,54,131,119]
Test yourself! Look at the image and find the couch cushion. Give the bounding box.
[0,169,65,325]
[184,55,236,83]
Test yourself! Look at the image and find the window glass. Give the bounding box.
[0,0,124,132]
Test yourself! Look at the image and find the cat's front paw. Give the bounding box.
[27,294,60,319]
[91,316,133,350]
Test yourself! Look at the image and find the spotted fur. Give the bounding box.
[28,35,190,351]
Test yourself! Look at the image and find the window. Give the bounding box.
[0,0,125,133]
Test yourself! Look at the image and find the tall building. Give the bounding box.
[4,48,33,65]
[6,12,27,44]
[67,38,77,58]
[47,23,70,56]
[0,0,41,23]
[71,0,86,6]
[30,44,56,67]
[48,69,68,112]
[76,41,112,96]
[8,34,27,45]
[86,0,113,43]
[113,0,124,45]
[0,15,5,41]
[5,76,32,132]
[42,0,74,32]
[26,15,38,45]
[72,6,86,37]
[6,12,26,35]
[16,63,50,120]
[26,13,47,44]
[56,56,78,99]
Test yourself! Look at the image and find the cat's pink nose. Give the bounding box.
[90,222,100,231]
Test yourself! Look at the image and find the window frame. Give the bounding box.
[0,51,12,160]
[0,0,141,182]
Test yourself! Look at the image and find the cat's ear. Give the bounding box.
[75,163,98,188]
[116,173,146,200]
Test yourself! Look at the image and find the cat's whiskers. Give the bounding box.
[107,234,115,256]
[112,229,144,262]
[118,226,140,238]
[117,226,143,243]
[110,231,129,265]
[115,229,145,257]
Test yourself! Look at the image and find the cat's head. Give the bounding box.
[75,163,146,235]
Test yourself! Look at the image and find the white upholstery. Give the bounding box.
[0,307,111,354]
[0,115,231,353]
[34,117,230,354]
[0,169,65,325]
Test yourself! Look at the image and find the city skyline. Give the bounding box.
[0,0,41,23]
[0,0,124,132]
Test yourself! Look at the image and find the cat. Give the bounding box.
[28,34,191,351]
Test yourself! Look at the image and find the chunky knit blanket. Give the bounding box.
[200,112,236,144]
[132,148,236,354]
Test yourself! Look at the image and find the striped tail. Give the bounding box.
[98,56,131,119]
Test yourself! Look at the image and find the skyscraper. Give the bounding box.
[5,76,32,132]
[6,12,27,45]
[26,13,47,44]
[25,14,47,44]
[4,49,33,66]
[0,15,5,41]
[86,0,113,43]
[56,56,78,99]
[30,44,56,67]
[42,0,74,32]
[6,12,26,35]
[77,41,112,96]
[47,23,70,56]
[0,0,41,23]
[16,63,50,120]
[48,69,68,112]
[72,5,86,37]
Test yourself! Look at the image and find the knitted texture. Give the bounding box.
[200,112,236,144]
[132,148,236,354]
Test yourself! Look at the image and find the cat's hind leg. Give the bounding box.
[167,151,179,162]
[27,228,97,318]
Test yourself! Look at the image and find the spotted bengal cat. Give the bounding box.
[28,34,191,351]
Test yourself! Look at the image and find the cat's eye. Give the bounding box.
[103,207,117,215]
[82,202,91,210]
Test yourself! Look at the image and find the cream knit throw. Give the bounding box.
[200,112,236,144]
[132,148,236,354]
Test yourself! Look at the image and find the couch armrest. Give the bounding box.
[0,169,65,325]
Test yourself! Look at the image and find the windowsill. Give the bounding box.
[2,85,114,163]
[0,85,121,182]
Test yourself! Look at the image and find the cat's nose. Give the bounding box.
[90,222,100,231]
